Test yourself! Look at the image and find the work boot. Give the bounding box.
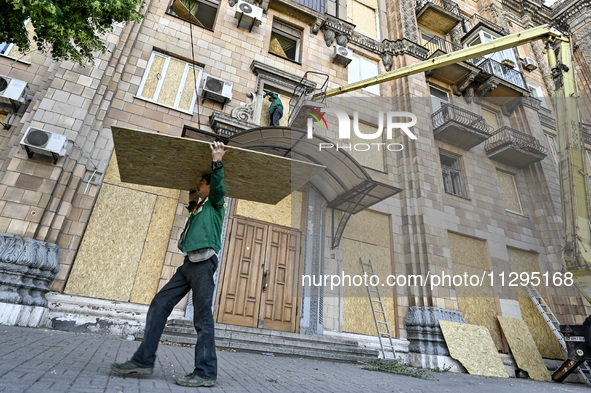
[110,360,154,376]
[175,373,217,387]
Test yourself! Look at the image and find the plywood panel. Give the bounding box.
[130,195,178,304]
[65,184,156,301]
[104,151,181,198]
[449,233,502,349]
[260,94,291,127]
[111,126,324,204]
[508,248,563,359]
[344,209,390,248]
[498,316,551,381]
[497,171,522,213]
[439,320,509,378]
[235,190,303,229]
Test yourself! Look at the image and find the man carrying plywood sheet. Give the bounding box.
[111,141,227,388]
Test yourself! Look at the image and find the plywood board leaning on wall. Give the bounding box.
[439,320,509,378]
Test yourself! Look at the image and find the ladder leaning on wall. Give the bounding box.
[360,258,396,360]
[525,282,591,386]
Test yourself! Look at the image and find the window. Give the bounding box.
[347,0,379,38]
[440,154,465,197]
[467,31,519,70]
[137,51,204,114]
[348,54,379,95]
[527,82,548,109]
[497,170,523,214]
[269,20,302,62]
[482,108,501,130]
[169,0,220,30]
[0,19,35,63]
[545,133,558,164]
[430,86,449,112]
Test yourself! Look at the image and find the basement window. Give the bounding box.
[168,0,220,30]
[269,20,302,62]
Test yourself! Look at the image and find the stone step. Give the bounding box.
[138,319,379,363]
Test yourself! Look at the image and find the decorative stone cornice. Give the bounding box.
[552,0,591,31]
[322,15,356,47]
[230,92,258,123]
[209,112,255,138]
[521,96,542,111]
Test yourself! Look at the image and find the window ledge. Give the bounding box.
[505,209,527,217]
[268,51,302,66]
[134,96,195,116]
[444,191,471,201]
[0,54,31,65]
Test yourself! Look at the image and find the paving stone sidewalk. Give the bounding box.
[0,325,588,393]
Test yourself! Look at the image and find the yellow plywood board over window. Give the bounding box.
[348,0,377,38]
[111,126,324,205]
[497,171,522,213]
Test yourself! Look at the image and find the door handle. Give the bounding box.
[262,269,269,292]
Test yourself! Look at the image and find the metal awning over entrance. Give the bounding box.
[228,127,402,248]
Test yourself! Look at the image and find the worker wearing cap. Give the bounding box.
[265,91,283,126]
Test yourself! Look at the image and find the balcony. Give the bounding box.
[423,35,480,87]
[473,58,529,106]
[292,0,325,14]
[432,104,492,150]
[485,127,548,167]
[416,0,462,35]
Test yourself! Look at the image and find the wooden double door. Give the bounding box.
[216,218,302,333]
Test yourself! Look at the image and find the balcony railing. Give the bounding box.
[416,0,461,15]
[423,35,481,66]
[462,14,508,35]
[477,58,527,90]
[292,0,325,13]
[433,104,492,133]
[485,127,548,155]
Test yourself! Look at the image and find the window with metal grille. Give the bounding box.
[440,154,465,197]
[269,19,302,62]
[168,0,220,30]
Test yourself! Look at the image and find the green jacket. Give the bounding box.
[267,92,283,114]
[182,166,226,253]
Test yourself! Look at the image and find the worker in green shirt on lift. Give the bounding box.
[265,91,283,126]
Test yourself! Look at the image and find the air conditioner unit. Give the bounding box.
[522,57,538,71]
[333,45,353,67]
[0,76,28,106]
[201,76,233,108]
[20,127,67,163]
[234,0,263,30]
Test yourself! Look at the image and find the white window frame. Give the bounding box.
[348,53,380,95]
[136,51,203,115]
[467,30,520,71]
[527,82,549,109]
[499,171,524,215]
[0,19,32,64]
[350,0,380,40]
[546,133,559,164]
[482,107,501,130]
[430,86,449,112]
[269,20,302,62]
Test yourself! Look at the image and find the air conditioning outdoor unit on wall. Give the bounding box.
[333,45,354,67]
[20,127,67,164]
[234,0,263,31]
[0,75,28,106]
[202,76,233,109]
[522,57,538,71]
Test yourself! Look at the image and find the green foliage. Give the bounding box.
[0,0,145,65]
[362,359,434,380]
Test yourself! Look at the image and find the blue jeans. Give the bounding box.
[270,108,283,126]
[131,255,218,379]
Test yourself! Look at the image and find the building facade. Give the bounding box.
[1,0,590,366]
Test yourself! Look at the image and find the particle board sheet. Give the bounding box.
[111,126,325,205]
[439,320,509,378]
[497,316,551,381]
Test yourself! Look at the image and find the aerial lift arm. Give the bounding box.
[319,24,591,381]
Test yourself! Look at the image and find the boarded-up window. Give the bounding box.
[269,20,302,62]
[497,170,523,214]
[545,133,558,165]
[349,122,385,171]
[260,89,291,127]
[507,247,563,359]
[169,0,220,30]
[137,52,203,114]
[348,54,379,95]
[348,0,379,38]
[482,108,501,130]
[448,232,503,350]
